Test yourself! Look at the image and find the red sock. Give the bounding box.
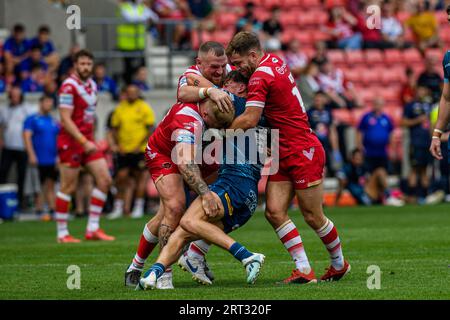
[276,220,311,272]
[316,219,344,270]
[55,192,71,238]
[87,188,106,233]
[132,225,158,269]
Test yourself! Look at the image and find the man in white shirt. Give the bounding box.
[0,87,37,209]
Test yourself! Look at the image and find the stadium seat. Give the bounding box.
[381,87,401,104]
[281,0,303,8]
[300,0,322,9]
[425,48,443,62]
[254,7,271,21]
[402,48,423,64]
[294,32,313,46]
[384,49,403,66]
[280,11,298,28]
[346,50,365,65]
[361,68,381,85]
[384,106,403,126]
[311,30,331,42]
[434,10,448,25]
[327,50,346,67]
[359,89,376,105]
[280,31,294,44]
[215,12,239,28]
[263,0,282,9]
[380,67,404,85]
[214,30,234,47]
[343,68,362,83]
[364,49,384,67]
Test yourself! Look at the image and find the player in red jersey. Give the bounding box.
[125,42,236,288]
[55,50,115,243]
[226,32,350,283]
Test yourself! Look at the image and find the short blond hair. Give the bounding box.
[206,99,235,128]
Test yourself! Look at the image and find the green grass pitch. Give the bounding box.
[1,204,449,300]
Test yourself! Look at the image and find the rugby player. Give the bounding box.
[138,72,267,289]
[125,42,235,288]
[55,49,115,243]
[225,32,350,283]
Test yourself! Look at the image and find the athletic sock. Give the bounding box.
[276,220,311,273]
[87,188,106,233]
[316,218,345,270]
[112,199,124,213]
[133,198,145,213]
[145,263,165,280]
[187,240,211,259]
[55,192,71,238]
[229,242,252,262]
[129,225,159,272]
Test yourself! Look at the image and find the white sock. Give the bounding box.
[187,240,211,259]
[87,188,106,232]
[132,198,144,213]
[113,199,124,212]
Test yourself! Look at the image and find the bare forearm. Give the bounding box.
[61,116,85,142]
[23,133,36,157]
[178,163,210,196]
[330,126,339,151]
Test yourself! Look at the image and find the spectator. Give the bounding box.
[356,3,392,49]
[318,59,361,109]
[236,2,263,34]
[108,84,155,219]
[0,87,37,209]
[153,0,192,50]
[261,6,283,51]
[356,97,403,206]
[401,85,433,204]
[23,95,59,220]
[400,67,417,105]
[312,41,328,67]
[3,24,30,82]
[405,0,441,52]
[284,39,308,79]
[0,62,6,93]
[381,0,409,49]
[93,63,119,100]
[57,44,80,83]
[417,56,443,103]
[20,65,46,93]
[29,25,60,72]
[17,44,48,81]
[297,62,321,110]
[117,0,158,83]
[307,91,343,175]
[322,5,362,50]
[187,0,213,19]
[132,66,151,92]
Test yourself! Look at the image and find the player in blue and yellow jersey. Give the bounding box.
[137,71,269,289]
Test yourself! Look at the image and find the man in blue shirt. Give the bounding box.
[20,65,45,93]
[357,97,403,206]
[3,24,30,80]
[29,25,59,72]
[93,63,118,101]
[23,95,59,220]
[402,85,433,203]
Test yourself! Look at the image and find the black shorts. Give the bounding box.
[116,153,146,171]
[365,156,388,173]
[410,146,432,168]
[38,165,58,183]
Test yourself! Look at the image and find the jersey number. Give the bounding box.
[289,73,306,113]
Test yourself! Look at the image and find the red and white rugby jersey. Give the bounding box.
[176,64,235,100]
[58,74,98,140]
[245,53,321,159]
[146,102,205,158]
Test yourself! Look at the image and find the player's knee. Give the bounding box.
[163,201,185,221]
[265,207,288,226]
[179,216,197,235]
[302,210,324,229]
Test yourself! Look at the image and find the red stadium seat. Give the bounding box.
[191,31,213,50]
[364,49,384,66]
[434,10,448,25]
[327,50,346,66]
[280,11,299,28]
[300,0,321,9]
[311,31,331,42]
[294,32,313,46]
[343,68,362,83]
[310,10,329,25]
[254,7,271,21]
[361,68,382,85]
[384,106,403,126]
[381,67,404,85]
[216,12,239,28]
[214,30,234,47]
[381,87,401,104]
[281,0,303,8]
[396,11,411,24]
[332,109,352,125]
[425,48,443,62]
[402,48,423,64]
[384,49,403,65]
[346,50,365,65]
[359,90,377,105]
[263,0,282,9]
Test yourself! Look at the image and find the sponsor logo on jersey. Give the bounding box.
[276,63,287,75]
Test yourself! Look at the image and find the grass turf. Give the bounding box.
[0,204,449,300]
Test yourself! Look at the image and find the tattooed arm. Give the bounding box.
[175,142,222,217]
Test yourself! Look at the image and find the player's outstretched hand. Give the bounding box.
[83,141,98,155]
[208,88,233,113]
[201,191,222,218]
[430,138,443,160]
